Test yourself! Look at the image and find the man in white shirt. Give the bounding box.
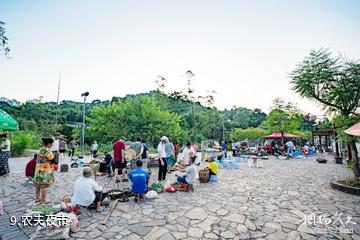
[285,140,295,156]
[91,140,99,157]
[50,133,60,164]
[177,157,196,185]
[72,167,103,212]
[0,133,11,176]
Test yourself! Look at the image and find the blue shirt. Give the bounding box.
[128,168,150,194]
[165,143,174,158]
[221,143,227,151]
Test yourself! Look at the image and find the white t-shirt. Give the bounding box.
[182,147,194,165]
[50,139,60,151]
[231,143,236,150]
[0,139,10,152]
[92,144,99,151]
[185,164,196,184]
[72,177,103,207]
[157,142,167,158]
[286,141,295,150]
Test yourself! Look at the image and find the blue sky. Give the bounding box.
[0,0,360,114]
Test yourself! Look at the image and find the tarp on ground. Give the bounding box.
[261,132,301,139]
[0,109,19,131]
[345,122,360,137]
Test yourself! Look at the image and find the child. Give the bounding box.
[25,154,37,178]
[206,157,218,181]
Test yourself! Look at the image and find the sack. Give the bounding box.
[30,222,71,239]
[145,190,158,199]
[165,185,177,193]
[56,212,80,233]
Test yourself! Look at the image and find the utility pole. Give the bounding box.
[81,92,89,157]
[55,72,61,125]
[186,70,196,142]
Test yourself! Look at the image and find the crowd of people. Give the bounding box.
[17,133,215,210]
[263,139,316,157]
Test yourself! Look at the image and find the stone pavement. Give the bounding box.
[1,154,360,240]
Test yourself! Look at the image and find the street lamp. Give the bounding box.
[81,91,89,157]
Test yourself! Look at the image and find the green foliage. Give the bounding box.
[223,107,266,129]
[331,115,360,144]
[229,128,267,141]
[10,131,35,157]
[289,130,312,140]
[88,96,183,146]
[262,109,303,139]
[291,49,360,116]
[338,178,360,188]
[271,98,302,115]
[5,91,268,148]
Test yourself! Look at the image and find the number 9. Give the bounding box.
[9,216,17,226]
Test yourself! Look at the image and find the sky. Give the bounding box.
[0,0,360,115]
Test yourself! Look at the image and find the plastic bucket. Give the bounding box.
[210,175,218,182]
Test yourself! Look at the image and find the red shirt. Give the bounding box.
[174,144,179,155]
[113,140,125,162]
[25,158,36,178]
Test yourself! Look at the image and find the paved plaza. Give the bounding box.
[1,155,360,240]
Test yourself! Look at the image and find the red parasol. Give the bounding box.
[261,132,301,139]
[344,122,360,137]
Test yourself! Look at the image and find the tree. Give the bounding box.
[229,128,267,141]
[291,49,360,116]
[223,107,266,130]
[0,21,10,56]
[271,98,302,115]
[263,109,302,143]
[291,48,360,177]
[88,96,184,146]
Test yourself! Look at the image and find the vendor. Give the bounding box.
[181,142,195,166]
[128,160,150,201]
[177,157,196,185]
[99,151,113,177]
[206,157,218,180]
[72,167,104,212]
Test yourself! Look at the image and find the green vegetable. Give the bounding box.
[31,205,56,215]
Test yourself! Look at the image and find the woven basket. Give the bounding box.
[199,170,209,183]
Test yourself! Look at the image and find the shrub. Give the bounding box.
[10,131,33,157]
